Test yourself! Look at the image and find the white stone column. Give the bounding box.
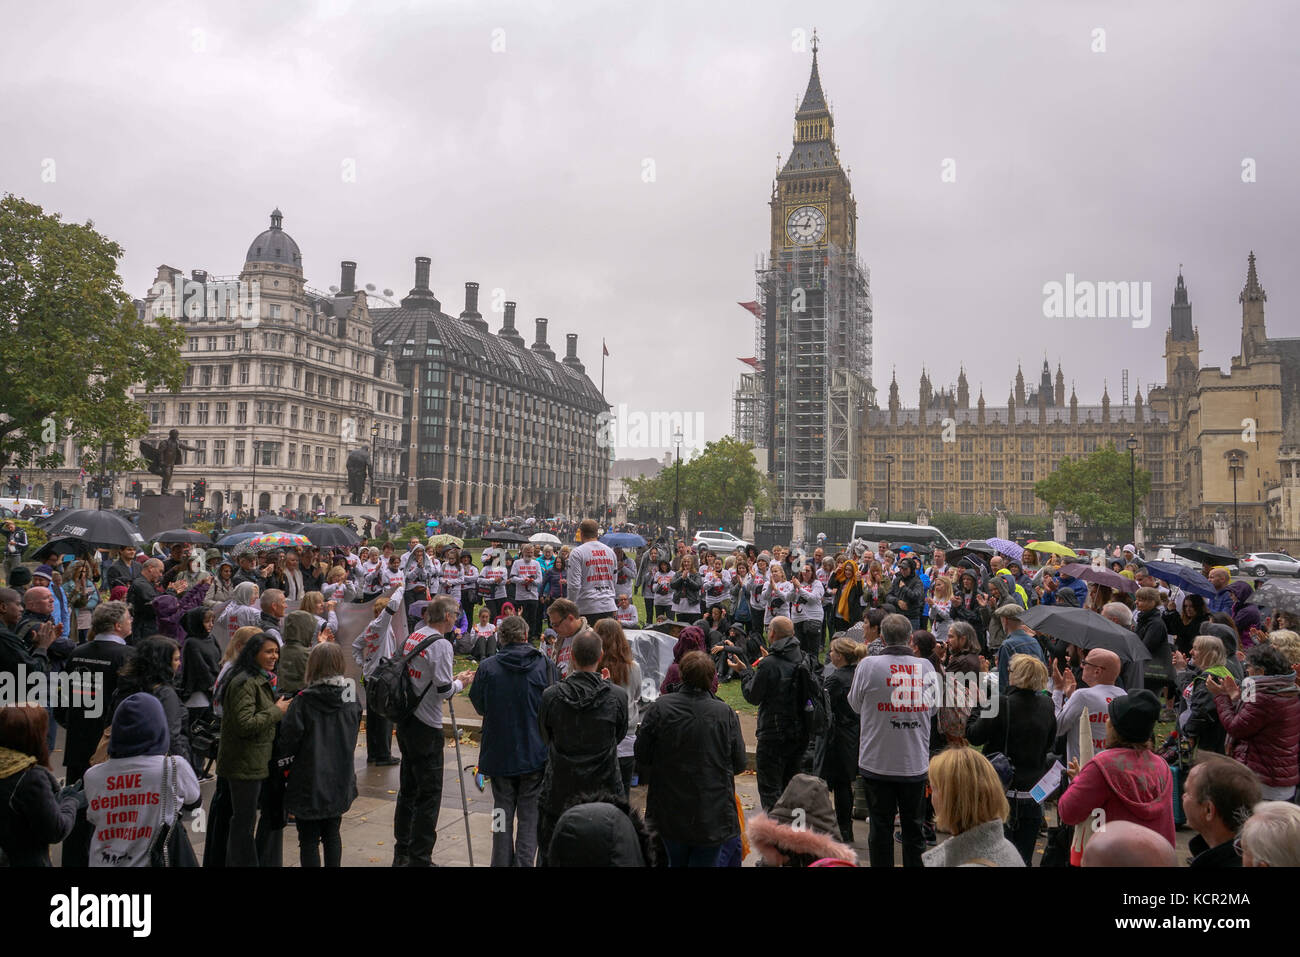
[995,507,1009,541]
[791,503,807,547]
[1212,510,1231,549]
[1052,508,1067,544]
[742,502,756,542]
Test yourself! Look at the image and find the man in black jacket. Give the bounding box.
[636,649,747,867]
[536,630,628,866]
[730,615,808,812]
[127,558,165,642]
[2,521,27,584]
[231,551,261,587]
[0,586,55,681]
[103,545,139,593]
[58,599,136,867]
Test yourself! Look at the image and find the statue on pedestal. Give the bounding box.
[346,447,372,505]
[140,429,197,495]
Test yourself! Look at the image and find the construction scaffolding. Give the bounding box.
[738,242,872,516]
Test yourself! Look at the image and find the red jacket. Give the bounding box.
[1214,675,1300,789]
[1059,747,1175,846]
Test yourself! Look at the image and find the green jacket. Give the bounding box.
[277,611,317,697]
[217,670,283,780]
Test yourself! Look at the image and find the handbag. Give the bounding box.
[983,696,1017,790]
[149,756,197,867]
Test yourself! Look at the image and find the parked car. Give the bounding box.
[692,529,749,553]
[1241,552,1300,578]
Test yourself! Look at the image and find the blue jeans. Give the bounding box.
[663,839,722,867]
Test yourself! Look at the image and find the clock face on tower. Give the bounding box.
[786,205,827,246]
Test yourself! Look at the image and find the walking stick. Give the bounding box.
[446,694,475,866]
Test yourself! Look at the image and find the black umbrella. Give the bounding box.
[483,530,529,544]
[1019,605,1151,663]
[1170,541,1237,567]
[152,528,213,545]
[260,517,305,530]
[34,508,76,529]
[28,537,97,563]
[229,522,286,535]
[960,540,997,555]
[42,509,145,549]
[946,547,992,569]
[303,524,360,548]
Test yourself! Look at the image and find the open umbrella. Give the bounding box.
[959,540,997,554]
[303,524,360,548]
[529,532,562,546]
[260,517,306,530]
[216,531,260,549]
[1139,561,1215,599]
[1025,540,1078,559]
[153,528,213,545]
[985,537,1024,562]
[42,509,144,548]
[28,537,97,563]
[249,531,311,550]
[1058,562,1139,595]
[1020,605,1151,663]
[229,522,284,535]
[890,541,934,557]
[426,519,441,528]
[483,530,529,544]
[427,533,465,550]
[1171,541,1238,567]
[601,532,648,549]
[1251,579,1300,617]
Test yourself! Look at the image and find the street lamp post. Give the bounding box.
[97,438,108,512]
[673,429,683,534]
[569,452,577,520]
[251,440,260,516]
[884,454,895,522]
[1126,433,1138,549]
[1228,452,1243,553]
[370,424,379,516]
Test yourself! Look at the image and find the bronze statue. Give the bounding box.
[140,429,197,494]
[345,447,371,505]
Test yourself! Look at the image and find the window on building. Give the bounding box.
[328,414,338,434]
[237,402,247,425]
[213,440,225,465]
[874,438,886,453]
[270,304,281,320]
[196,402,209,425]
[1021,437,1034,453]
[290,406,298,429]
[1021,461,1034,481]
[902,460,915,481]
[326,448,336,472]
[931,460,944,481]
[206,336,217,351]
[242,333,252,351]
[314,448,324,471]
[1051,436,1065,452]
[225,335,236,351]
[239,361,250,385]
[960,460,973,481]
[184,366,193,387]
[218,364,231,386]
[287,444,296,469]
[215,402,228,425]
[989,437,1003,452]
[234,440,245,466]
[188,337,199,352]
[1021,489,1036,513]
[961,488,974,512]
[193,440,206,465]
[960,437,973,453]
[292,366,300,389]
[305,373,314,393]
[990,460,1003,481]
[316,411,326,432]
[177,403,191,425]
[149,403,162,425]
[199,366,212,387]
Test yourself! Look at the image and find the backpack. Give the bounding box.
[365,630,443,724]
[795,654,830,737]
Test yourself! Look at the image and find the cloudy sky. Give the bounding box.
[4,0,1298,459]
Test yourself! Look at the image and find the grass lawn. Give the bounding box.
[716,676,757,714]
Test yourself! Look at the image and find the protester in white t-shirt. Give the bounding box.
[83,693,200,867]
[1051,649,1127,764]
[614,593,639,628]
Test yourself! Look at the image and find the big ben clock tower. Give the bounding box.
[736,34,872,517]
[770,34,858,260]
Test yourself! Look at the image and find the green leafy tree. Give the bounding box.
[0,194,186,473]
[1034,442,1151,526]
[625,436,767,519]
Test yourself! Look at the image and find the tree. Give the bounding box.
[625,436,767,519]
[1034,442,1151,526]
[0,194,186,473]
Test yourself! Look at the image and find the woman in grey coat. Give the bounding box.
[922,746,1025,868]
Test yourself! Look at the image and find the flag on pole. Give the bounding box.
[602,339,609,357]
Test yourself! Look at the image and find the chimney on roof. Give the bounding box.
[460,281,488,332]
[191,269,207,284]
[498,300,525,348]
[340,261,356,294]
[401,256,440,310]
[531,317,556,360]
[562,333,585,373]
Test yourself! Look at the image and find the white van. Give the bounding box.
[0,497,46,513]
[849,520,955,551]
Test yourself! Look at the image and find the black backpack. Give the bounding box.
[795,653,831,737]
[366,630,443,724]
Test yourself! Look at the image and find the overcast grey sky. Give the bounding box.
[4,0,1298,459]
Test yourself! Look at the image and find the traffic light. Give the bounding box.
[196,478,207,499]
[6,474,18,495]
[131,480,142,498]
[87,477,100,498]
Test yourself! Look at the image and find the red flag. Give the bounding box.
[602,339,609,357]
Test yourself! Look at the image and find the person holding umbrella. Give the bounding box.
[994,604,1047,692]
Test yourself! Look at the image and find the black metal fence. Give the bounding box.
[753,521,793,552]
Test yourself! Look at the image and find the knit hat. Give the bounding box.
[108,692,170,758]
[1109,689,1161,743]
[110,585,128,602]
[31,565,54,581]
[8,567,32,589]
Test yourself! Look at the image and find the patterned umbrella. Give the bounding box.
[1251,579,1300,616]
[249,531,311,549]
[217,531,260,549]
[985,537,1025,562]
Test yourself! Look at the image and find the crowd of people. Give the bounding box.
[3,514,1300,868]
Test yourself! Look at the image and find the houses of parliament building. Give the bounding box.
[861,254,1300,552]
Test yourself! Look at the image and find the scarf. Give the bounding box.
[261,668,279,690]
[0,745,37,779]
[835,560,859,621]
